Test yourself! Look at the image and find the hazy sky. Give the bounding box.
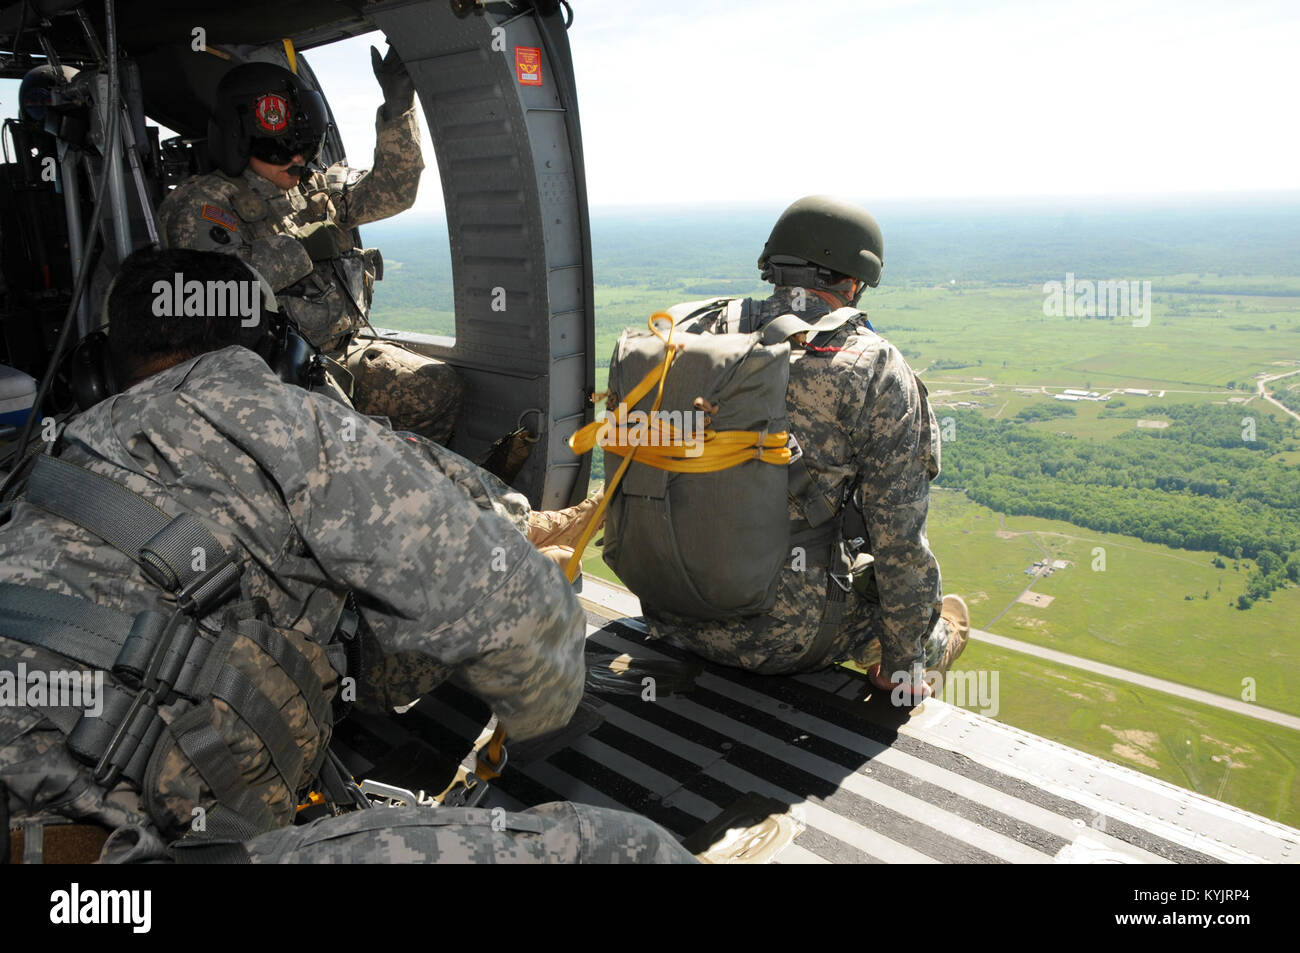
[305,0,1297,213]
[1,1,1291,212]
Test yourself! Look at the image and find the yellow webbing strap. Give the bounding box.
[282,38,299,75]
[563,314,792,582]
[473,724,508,782]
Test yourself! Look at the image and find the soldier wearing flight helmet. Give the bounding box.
[157,50,464,445]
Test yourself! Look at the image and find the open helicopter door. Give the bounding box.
[362,1,595,509]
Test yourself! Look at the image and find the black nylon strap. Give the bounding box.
[317,747,370,812]
[787,456,839,528]
[669,297,731,329]
[27,456,240,606]
[790,511,855,670]
[27,455,171,562]
[0,582,134,671]
[140,514,222,591]
[788,520,840,569]
[792,566,850,671]
[209,665,304,791]
[66,685,134,765]
[119,711,167,787]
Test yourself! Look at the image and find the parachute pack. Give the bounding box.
[570,298,865,637]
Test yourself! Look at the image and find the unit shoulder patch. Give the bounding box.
[230,190,268,223]
[201,203,239,232]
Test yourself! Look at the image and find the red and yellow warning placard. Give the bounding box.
[515,46,542,86]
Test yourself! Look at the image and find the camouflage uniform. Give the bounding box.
[0,346,692,863]
[242,802,691,864]
[645,287,957,680]
[156,105,464,444]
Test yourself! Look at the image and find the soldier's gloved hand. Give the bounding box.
[867,662,934,702]
[371,45,415,119]
[297,221,344,261]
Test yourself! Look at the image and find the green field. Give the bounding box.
[582,281,1300,399]
[928,489,1300,718]
[950,641,1300,828]
[874,283,1300,391]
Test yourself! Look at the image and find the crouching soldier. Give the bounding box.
[0,248,692,864]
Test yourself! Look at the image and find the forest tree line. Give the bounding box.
[936,405,1299,606]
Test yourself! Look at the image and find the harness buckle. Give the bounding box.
[175,554,242,617]
[442,773,490,809]
[358,779,421,808]
[91,686,157,786]
[475,742,508,780]
[828,571,855,594]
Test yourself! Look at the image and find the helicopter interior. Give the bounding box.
[0,0,593,509]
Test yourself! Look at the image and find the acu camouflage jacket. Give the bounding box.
[648,287,944,676]
[157,105,424,351]
[0,346,584,849]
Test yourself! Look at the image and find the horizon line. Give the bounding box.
[368,188,1300,224]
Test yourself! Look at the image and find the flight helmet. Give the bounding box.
[208,62,328,177]
[18,64,79,124]
[759,195,884,289]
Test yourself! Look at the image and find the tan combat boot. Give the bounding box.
[538,545,575,570]
[938,594,970,672]
[527,488,606,549]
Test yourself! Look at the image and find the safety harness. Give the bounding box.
[0,454,342,860]
[571,300,873,667]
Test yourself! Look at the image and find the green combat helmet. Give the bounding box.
[759,195,884,289]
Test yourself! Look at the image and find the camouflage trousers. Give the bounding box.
[242,801,696,864]
[647,565,966,678]
[338,340,466,446]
